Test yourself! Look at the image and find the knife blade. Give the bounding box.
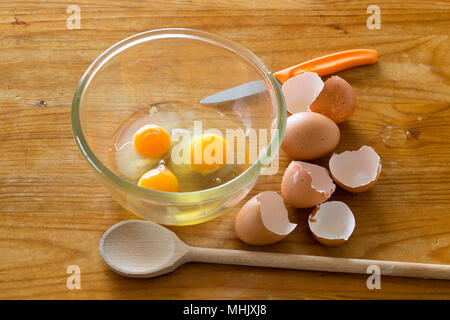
[200,80,276,104]
[200,49,378,104]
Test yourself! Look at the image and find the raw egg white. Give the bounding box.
[114,142,158,181]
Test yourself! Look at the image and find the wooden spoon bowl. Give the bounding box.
[100,220,189,277]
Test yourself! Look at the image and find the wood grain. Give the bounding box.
[0,0,449,299]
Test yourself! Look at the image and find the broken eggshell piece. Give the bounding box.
[309,75,357,124]
[282,72,324,114]
[234,191,297,246]
[308,201,355,246]
[329,146,381,193]
[281,161,336,208]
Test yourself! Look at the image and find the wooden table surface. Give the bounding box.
[1,0,449,299]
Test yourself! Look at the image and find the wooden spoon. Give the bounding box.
[100,220,450,279]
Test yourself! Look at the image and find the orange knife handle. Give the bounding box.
[273,49,378,84]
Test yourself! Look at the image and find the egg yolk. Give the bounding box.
[133,125,170,158]
[190,134,228,174]
[137,167,179,192]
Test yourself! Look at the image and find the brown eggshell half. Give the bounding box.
[309,75,357,124]
[281,161,336,208]
[281,112,341,160]
[329,146,382,193]
[234,191,297,246]
[308,201,355,246]
[282,72,324,114]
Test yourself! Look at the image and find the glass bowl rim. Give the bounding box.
[71,28,286,204]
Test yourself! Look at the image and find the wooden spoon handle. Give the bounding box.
[188,247,450,280]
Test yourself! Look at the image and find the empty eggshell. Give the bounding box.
[308,201,355,246]
[281,112,340,160]
[235,191,297,245]
[310,76,357,123]
[281,161,336,208]
[329,146,381,193]
[282,72,324,114]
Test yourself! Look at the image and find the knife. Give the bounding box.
[200,49,378,104]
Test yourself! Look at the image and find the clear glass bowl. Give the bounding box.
[72,28,286,225]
